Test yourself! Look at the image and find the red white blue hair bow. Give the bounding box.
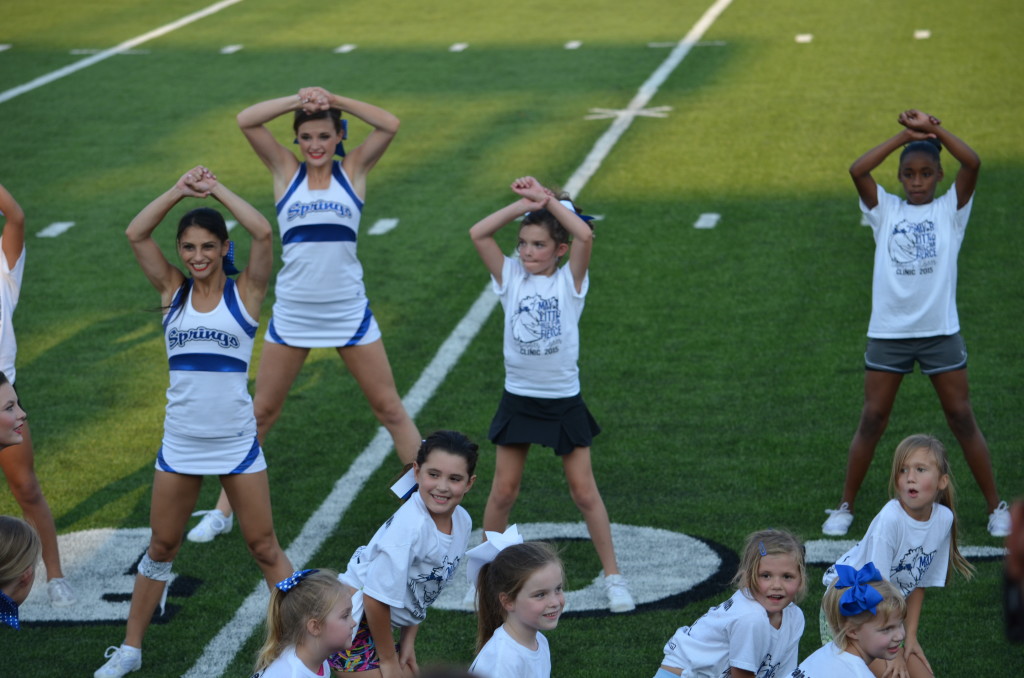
[834,562,884,616]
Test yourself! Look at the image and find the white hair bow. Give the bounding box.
[465,524,524,584]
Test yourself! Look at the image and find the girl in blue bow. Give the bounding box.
[795,562,906,677]
[822,434,974,678]
[252,569,355,678]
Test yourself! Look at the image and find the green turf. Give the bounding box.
[0,0,1021,675]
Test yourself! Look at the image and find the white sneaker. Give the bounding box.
[988,501,1011,538]
[822,502,854,536]
[47,577,77,607]
[604,574,636,613]
[186,509,232,543]
[95,645,141,678]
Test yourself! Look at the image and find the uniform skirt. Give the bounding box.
[155,431,266,475]
[488,389,600,456]
[265,296,382,348]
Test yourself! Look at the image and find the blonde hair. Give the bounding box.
[731,529,807,604]
[476,542,562,653]
[253,569,348,673]
[0,516,40,590]
[888,434,974,582]
[823,578,906,651]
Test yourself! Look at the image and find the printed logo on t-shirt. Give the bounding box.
[287,199,354,221]
[891,545,935,595]
[888,219,937,276]
[512,293,561,355]
[410,554,461,619]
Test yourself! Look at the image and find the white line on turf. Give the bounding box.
[694,213,720,229]
[0,45,11,52]
[220,44,244,54]
[36,222,75,238]
[185,0,735,673]
[368,218,399,235]
[0,0,243,105]
[449,42,469,52]
[565,40,583,49]
[334,44,358,53]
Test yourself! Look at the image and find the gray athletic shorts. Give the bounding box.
[864,334,967,375]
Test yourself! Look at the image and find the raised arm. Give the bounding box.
[900,109,980,209]
[125,169,212,303]
[469,190,544,285]
[512,177,593,291]
[849,128,924,209]
[207,183,273,319]
[315,89,401,196]
[0,183,25,270]
[237,94,305,194]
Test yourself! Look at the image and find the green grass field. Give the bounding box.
[1,0,1022,675]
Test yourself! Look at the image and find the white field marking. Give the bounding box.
[69,48,149,55]
[225,220,238,231]
[0,0,243,105]
[186,1,736,673]
[914,29,931,40]
[585,105,672,121]
[435,523,721,612]
[0,44,13,52]
[334,44,357,53]
[220,44,243,54]
[804,539,1006,566]
[649,40,726,48]
[795,33,813,43]
[449,42,469,52]
[565,40,583,49]
[694,212,720,229]
[367,217,399,235]
[36,221,75,238]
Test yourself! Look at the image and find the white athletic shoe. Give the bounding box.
[186,509,232,543]
[988,501,1011,538]
[94,644,141,678]
[822,502,854,536]
[47,577,77,607]
[604,574,636,613]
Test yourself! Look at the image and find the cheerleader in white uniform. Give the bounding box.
[188,87,420,541]
[94,167,293,678]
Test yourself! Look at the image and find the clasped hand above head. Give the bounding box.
[297,86,332,113]
[176,166,218,198]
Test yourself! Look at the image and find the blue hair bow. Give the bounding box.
[276,568,319,592]
[834,562,884,616]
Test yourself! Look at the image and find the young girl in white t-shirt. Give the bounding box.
[822,110,1009,540]
[469,176,633,613]
[794,562,905,678]
[469,537,564,678]
[252,569,355,678]
[331,430,477,678]
[655,529,806,678]
[823,434,974,678]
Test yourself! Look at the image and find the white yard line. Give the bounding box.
[186,0,735,674]
[0,0,243,105]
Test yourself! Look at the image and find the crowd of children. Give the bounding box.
[0,95,1015,678]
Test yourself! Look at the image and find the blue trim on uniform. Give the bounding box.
[222,278,257,338]
[163,282,191,330]
[227,437,262,474]
[0,590,21,629]
[281,223,357,245]
[343,304,375,347]
[267,317,290,345]
[276,163,307,214]
[332,160,364,211]
[156,445,177,473]
[169,354,248,372]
